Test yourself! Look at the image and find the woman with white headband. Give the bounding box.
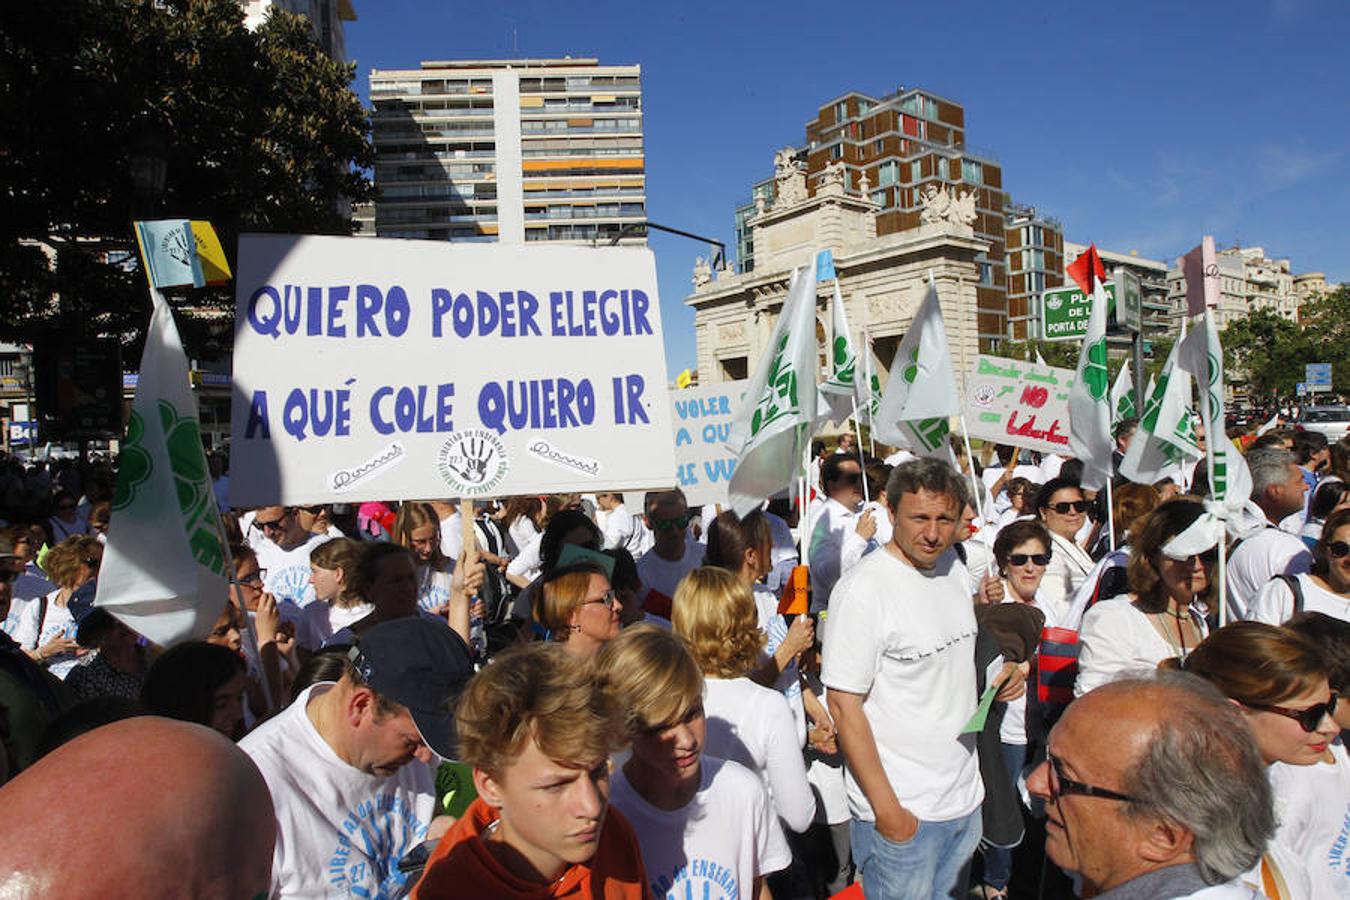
[1075,499,1214,696]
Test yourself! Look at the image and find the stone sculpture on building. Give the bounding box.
[919,184,978,227]
[772,148,808,207]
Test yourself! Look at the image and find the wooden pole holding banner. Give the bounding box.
[959,415,985,525]
[1104,475,1117,553]
[459,498,485,654]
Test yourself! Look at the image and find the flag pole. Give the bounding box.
[959,415,984,524]
[1104,475,1116,553]
[849,398,869,504]
[863,325,878,457]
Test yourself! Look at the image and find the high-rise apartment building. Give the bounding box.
[732,86,1050,350]
[369,58,646,246]
[240,0,355,60]
[1005,203,1065,340]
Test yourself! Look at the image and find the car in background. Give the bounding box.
[1295,405,1350,439]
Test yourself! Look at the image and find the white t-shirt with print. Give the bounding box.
[609,756,791,900]
[634,538,704,613]
[1248,572,1350,625]
[703,676,816,834]
[820,547,984,823]
[1269,740,1350,899]
[416,563,453,614]
[13,590,81,679]
[238,682,436,899]
[256,533,331,608]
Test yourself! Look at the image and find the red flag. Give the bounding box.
[1066,243,1107,296]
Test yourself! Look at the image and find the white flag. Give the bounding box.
[1110,360,1137,424]
[1181,310,1251,514]
[728,265,819,516]
[1119,328,1200,486]
[1067,276,1115,489]
[873,280,958,457]
[96,290,232,646]
[818,283,860,427]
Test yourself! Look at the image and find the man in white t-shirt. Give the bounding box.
[822,458,986,899]
[1026,673,1273,899]
[597,492,653,557]
[251,506,331,608]
[809,452,868,613]
[634,489,703,620]
[1230,447,1312,621]
[240,617,474,898]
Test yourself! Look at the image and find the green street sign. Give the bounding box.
[1040,281,1115,341]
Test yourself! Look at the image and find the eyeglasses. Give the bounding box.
[1246,693,1338,733]
[233,568,266,587]
[254,515,288,534]
[1048,501,1089,514]
[651,514,691,531]
[1046,752,1138,804]
[1327,541,1350,559]
[582,589,620,611]
[1007,552,1052,567]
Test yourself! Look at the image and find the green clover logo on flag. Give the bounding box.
[1083,340,1109,400]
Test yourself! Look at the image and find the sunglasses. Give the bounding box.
[254,516,288,533]
[58,504,77,512]
[1171,548,1219,565]
[836,472,864,486]
[1048,500,1089,514]
[652,514,691,531]
[0,569,17,584]
[583,589,620,611]
[1246,692,1338,733]
[1046,752,1137,804]
[233,568,267,587]
[1327,541,1350,560]
[1008,552,1051,567]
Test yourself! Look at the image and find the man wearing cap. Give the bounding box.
[240,616,474,898]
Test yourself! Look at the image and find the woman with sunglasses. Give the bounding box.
[533,559,622,657]
[1076,500,1213,697]
[1172,622,1342,899]
[13,535,102,679]
[672,566,816,838]
[1250,506,1350,626]
[1034,477,1095,627]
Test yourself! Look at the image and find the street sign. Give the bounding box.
[1113,268,1143,334]
[1040,281,1116,341]
[1297,382,1308,397]
[1306,363,1332,392]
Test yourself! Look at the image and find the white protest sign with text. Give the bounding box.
[229,235,676,505]
[671,380,746,508]
[963,355,1077,455]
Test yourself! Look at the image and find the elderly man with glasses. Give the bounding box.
[1027,672,1274,899]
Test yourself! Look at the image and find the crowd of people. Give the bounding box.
[0,423,1348,899]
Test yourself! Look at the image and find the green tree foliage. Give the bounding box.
[1216,293,1349,400]
[0,0,374,359]
[996,339,1080,369]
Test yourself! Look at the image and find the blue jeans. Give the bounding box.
[981,742,1029,889]
[850,808,983,899]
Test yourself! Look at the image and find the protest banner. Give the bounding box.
[229,235,677,505]
[671,380,746,508]
[963,355,1077,455]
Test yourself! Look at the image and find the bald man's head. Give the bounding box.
[0,717,275,899]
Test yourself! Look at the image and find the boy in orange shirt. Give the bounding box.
[412,642,651,899]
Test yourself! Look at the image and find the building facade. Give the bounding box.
[1063,242,1172,341]
[731,86,1066,352]
[369,58,646,246]
[1165,245,1323,329]
[689,153,987,404]
[240,0,356,60]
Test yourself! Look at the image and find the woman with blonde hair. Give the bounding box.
[1172,622,1343,898]
[14,534,102,679]
[534,560,622,658]
[673,566,815,835]
[392,501,454,617]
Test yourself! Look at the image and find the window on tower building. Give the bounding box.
[878,160,899,186]
[830,144,843,160]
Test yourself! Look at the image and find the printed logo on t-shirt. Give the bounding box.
[267,565,317,607]
[418,581,450,613]
[325,791,429,899]
[1328,808,1350,893]
[652,858,740,900]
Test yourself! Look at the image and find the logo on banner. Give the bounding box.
[436,429,508,496]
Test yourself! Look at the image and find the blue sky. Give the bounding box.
[346,0,1350,377]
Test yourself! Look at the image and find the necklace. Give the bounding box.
[1154,602,1192,657]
